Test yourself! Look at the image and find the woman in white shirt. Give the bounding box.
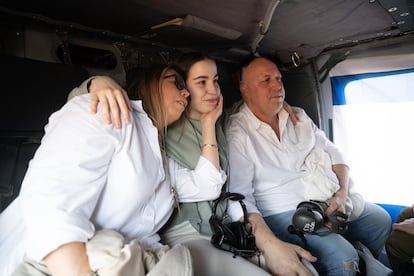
[0,65,198,276]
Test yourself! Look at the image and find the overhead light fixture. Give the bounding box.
[151,15,242,40]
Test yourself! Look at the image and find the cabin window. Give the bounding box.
[331,69,414,206]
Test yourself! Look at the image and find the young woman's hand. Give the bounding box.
[200,93,223,125]
[283,101,298,125]
[89,76,132,128]
[199,94,223,170]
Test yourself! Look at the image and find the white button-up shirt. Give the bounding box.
[0,94,225,275]
[226,103,347,221]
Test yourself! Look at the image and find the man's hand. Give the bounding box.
[249,213,317,275]
[89,76,132,128]
[326,191,347,215]
[262,240,317,276]
[393,218,414,235]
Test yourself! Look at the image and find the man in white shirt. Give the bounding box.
[226,57,391,275]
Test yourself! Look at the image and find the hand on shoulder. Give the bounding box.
[89,76,132,128]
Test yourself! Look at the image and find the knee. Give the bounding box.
[376,206,392,229]
[344,258,360,276]
[382,213,392,232]
[340,249,360,274]
[317,255,359,275]
[368,204,392,237]
[316,244,359,275]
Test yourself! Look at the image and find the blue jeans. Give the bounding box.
[264,202,391,275]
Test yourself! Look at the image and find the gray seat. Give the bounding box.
[0,55,89,211]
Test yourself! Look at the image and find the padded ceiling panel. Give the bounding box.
[0,0,413,64]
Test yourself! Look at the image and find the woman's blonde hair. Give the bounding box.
[127,64,184,146]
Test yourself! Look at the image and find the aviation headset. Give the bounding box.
[288,200,349,247]
[209,192,259,258]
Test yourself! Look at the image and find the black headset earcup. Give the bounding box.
[292,202,325,233]
[228,221,246,248]
[209,192,259,257]
[210,216,239,248]
[222,223,239,246]
[291,201,349,236]
[296,201,325,214]
[210,216,224,246]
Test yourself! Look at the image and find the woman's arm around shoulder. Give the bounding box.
[67,76,132,128]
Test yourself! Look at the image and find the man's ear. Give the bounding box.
[239,82,248,99]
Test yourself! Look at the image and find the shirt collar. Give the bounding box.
[241,102,290,132]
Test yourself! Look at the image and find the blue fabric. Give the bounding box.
[376,203,408,224]
[264,202,391,275]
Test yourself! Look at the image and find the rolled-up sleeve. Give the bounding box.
[169,156,226,202]
[312,121,348,166]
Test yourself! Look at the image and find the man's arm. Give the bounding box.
[326,164,349,215]
[309,118,350,216]
[227,123,316,275]
[249,213,317,275]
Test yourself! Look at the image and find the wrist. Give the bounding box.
[200,117,218,129]
[334,189,347,197]
[201,143,217,149]
[86,76,102,94]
